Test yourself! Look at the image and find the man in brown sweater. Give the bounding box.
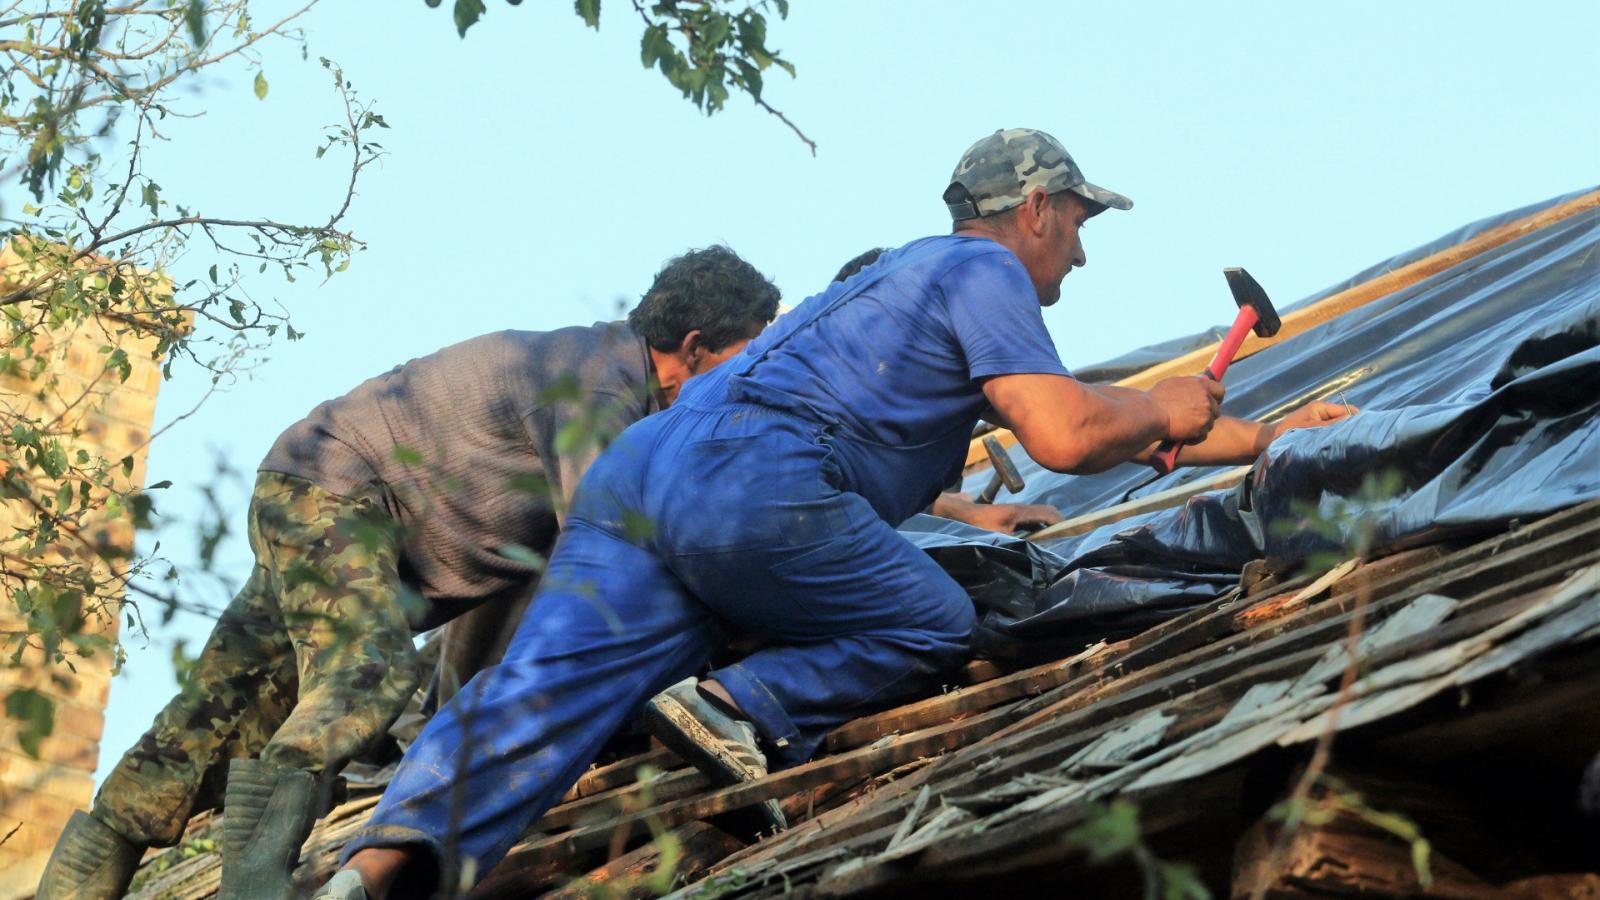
[36,246,781,900]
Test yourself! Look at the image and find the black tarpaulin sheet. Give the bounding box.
[903,188,1600,645]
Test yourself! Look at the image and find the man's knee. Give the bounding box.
[906,582,977,668]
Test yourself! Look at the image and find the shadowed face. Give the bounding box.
[960,189,1096,308]
[655,318,767,405]
[1030,191,1091,307]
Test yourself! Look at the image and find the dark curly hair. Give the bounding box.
[628,246,780,352]
[833,247,889,283]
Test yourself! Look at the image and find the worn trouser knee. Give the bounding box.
[260,640,423,774]
[911,580,979,669]
[252,472,421,775]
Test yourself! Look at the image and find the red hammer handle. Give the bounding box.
[1205,305,1260,381]
[1148,305,1261,474]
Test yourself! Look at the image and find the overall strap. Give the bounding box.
[727,241,935,379]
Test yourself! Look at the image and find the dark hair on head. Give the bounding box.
[628,245,781,352]
[833,247,889,283]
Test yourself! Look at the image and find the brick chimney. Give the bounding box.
[0,244,172,896]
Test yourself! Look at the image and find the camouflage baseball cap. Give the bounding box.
[944,128,1132,221]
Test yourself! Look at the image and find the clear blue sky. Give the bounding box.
[94,0,1599,784]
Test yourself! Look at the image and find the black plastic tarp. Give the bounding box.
[902,188,1600,647]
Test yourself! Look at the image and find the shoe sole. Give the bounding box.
[645,692,760,787]
[645,692,789,833]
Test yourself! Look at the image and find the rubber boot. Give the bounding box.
[219,757,318,900]
[35,810,143,900]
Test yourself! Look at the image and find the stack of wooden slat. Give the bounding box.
[125,499,1600,898]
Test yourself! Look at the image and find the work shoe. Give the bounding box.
[645,678,788,833]
[34,810,143,900]
[219,757,318,900]
[311,869,370,899]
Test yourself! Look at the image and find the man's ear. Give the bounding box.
[1022,189,1051,237]
[678,328,706,361]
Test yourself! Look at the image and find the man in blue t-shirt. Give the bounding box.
[324,129,1351,899]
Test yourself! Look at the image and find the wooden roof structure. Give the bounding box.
[126,500,1600,898]
[120,191,1600,899]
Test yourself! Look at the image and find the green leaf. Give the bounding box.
[1065,800,1142,863]
[506,473,552,500]
[5,688,55,758]
[621,510,657,543]
[147,480,173,490]
[170,640,200,694]
[391,446,424,465]
[707,78,730,111]
[253,70,269,101]
[738,12,766,49]
[640,23,671,68]
[184,0,207,46]
[735,60,763,99]
[454,0,487,37]
[208,264,218,284]
[702,14,732,47]
[555,419,590,455]
[498,543,546,568]
[39,444,68,479]
[107,348,131,382]
[1411,839,1433,888]
[575,0,601,29]
[141,181,161,217]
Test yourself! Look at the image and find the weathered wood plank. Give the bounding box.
[561,747,678,803]
[1026,465,1251,542]
[689,551,1600,894]
[822,640,1107,753]
[492,821,743,900]
[999,508,1600,739]
[536,767,708,832]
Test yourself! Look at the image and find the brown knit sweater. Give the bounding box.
[259,321,658,625]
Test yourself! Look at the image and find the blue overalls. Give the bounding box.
[342,236,1070,887]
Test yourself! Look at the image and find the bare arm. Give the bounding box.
[1128,414,1272,466]
[930,492,1063,533]
[1074,383,1272,466]
[1137,400,1355,467]
[982,373,1223,474]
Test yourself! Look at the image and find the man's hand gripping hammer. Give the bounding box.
[1149,268,1282,474]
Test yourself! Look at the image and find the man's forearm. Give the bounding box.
[1129,415,1272,467]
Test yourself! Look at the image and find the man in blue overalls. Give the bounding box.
[323,128,1351,898]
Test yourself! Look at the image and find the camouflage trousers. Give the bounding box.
[93,472,423,847]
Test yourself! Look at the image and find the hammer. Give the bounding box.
[1149,267,1282,475]
[977,435,1026,503]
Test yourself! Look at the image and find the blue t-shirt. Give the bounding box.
[714,234,1070,524]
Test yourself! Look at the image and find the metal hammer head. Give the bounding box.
[1223,267,1282,338]
[982,436,1026,494]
